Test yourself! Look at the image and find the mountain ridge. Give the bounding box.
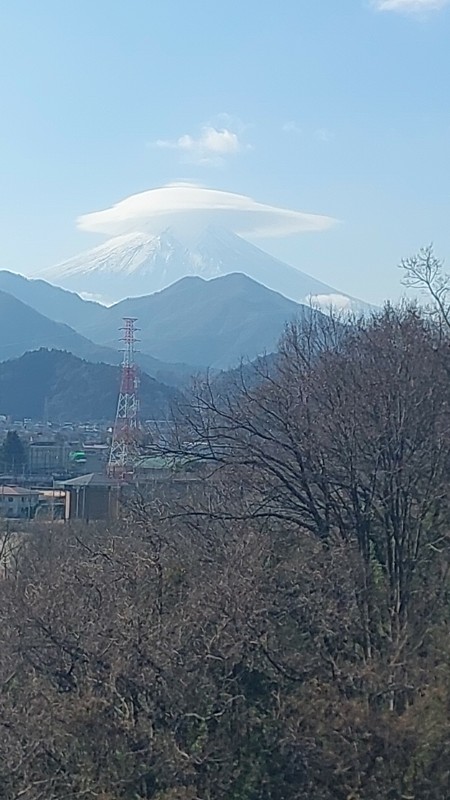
[0,269,348,371]
[71,272,316,369]
[0,271,322,370]
[0,269,105,328]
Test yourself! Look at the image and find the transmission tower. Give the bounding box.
[108,318,140,477]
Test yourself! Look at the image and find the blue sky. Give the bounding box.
[1,0,449,303]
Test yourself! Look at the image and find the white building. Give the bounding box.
[0,486,41,519]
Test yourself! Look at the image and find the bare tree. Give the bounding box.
[164,307,450,703]
[400,244,450,329]
[0,306,450,799]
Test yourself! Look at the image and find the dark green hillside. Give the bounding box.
[0,349,181,421]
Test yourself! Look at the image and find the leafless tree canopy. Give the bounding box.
[0,304,449,799]
[401,243,450,329]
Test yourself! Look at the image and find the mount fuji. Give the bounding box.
[41,226,357,308]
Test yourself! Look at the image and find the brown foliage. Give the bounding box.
[0,306,449,799]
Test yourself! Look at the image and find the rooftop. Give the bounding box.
[62,473,123,488]
[0,485,41,496]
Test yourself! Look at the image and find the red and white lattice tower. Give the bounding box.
[108,318,140,477]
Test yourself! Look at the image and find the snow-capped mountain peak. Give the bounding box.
[40,225,360,308]
[43,230,185,278]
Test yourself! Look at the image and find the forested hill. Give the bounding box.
[0,349,181,422]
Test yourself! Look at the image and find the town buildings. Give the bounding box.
[0,486,41,519]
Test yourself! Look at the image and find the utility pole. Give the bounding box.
[107,318,140,478]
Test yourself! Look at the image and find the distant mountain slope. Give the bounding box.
[0,271,336,372]
[0,350,181,422]
[81,272,316,369]
[0,270,105,329]
[0,271,321,370]
[40,226,358,307]
[0,289,192,385]
[0,289,113,364]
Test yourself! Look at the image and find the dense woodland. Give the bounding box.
[0,349,180,422]
[0,251,449,799]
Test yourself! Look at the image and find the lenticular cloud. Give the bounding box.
[77,182,337,239]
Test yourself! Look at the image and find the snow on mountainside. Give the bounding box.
[41,226,359,308]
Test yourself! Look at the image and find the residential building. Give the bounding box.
[0,486,41,519]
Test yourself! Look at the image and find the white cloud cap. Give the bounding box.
[77,183,337,239]
[374,0,449,12]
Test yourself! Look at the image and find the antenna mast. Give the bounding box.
[108,317,140,477]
